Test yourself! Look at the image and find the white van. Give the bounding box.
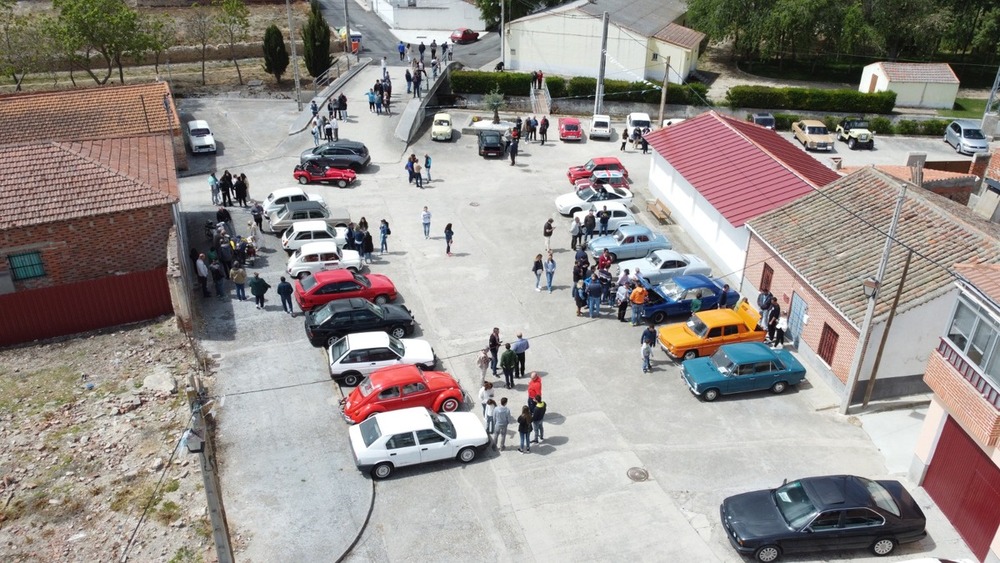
[626,112,652,130]
[286,241,362,279]
[281,220,349,255]
[590,114,612,139]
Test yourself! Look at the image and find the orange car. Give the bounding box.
[658,299,766,361]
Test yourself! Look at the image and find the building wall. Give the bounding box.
[888,81,959,110]
[373,0,484,30]
[644,39,695,84]
[925,348,1000,447]
[859,65,889,94]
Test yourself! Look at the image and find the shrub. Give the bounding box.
[772,113,800,131]
[870,116,893,135]
[452,71,710,106]
[726,85,896,114]
[545,75,566,98]
[895,120,921,135]
[821,115,839,132]
[919,119,950,136]
[450,70,532,96]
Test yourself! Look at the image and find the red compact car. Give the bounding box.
[450,28,480,44]
[293,161,357,187]
[340,365,465,423]
[294,269,397,310]
[573,169,629,191]
[567,157,629,183]
[558,117,583,141]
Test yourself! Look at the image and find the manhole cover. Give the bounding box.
[469,202,479,207]
[627,467,649,482]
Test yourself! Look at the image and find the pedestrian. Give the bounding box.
[366,89,376,113]
[383,91,391,116]
[405,68,412,94]
[532,253,543,291]
[544,252,556,293]
[431,57,439,80]
[478,381,494,416]
[374,92,383,115]
[767,296,781,342]
[397,40,405,61]
[353,227,364,253]
[380,55,387,78]
[539,116,549,144]
[597,206,611,236]
[421,206,431,239]
[574,280,587,316]
[196,253,210,297]
[642,341,652,373]
[641,323,657,347]
[441,41,449,61]
[583,211,596,242]
[485,398,496,434]
[248,272,271,310]
[690,291,703,314]
[536,70,544,89]
[276,276,294,314]
[488,327,501,376]
[323,118,333,142]
[500,344,516,389]
[641,133,649,154]
[444,223,454,256]
[233,174,248,207]
[219,171,233,207]
[774,314,788,347]
[412,71,422,98]
[509,138,518,166]
[616,282,630,322]
[758,288,774,330]
[531,395,546,443]
[517,406,532,453]
[310,100,318,117]
[209,259,226,300]
[476,347,491,384]
[216,206,234,237]
[338,92,348,119]
[492,397,511,450]
[330,117,339,141]
[543,218,554,251]
[630,282,648,326]
[405,155,415,184]
[247,219,265,250]
[424,154,432,182]
[208,172,220,205]
[512,332,529,379]
[413,161,423,188]
[570,217,582,250]
[527,372,542,413]
[586,275,602,317]
[418,41,426,61]
[229,262,247,301]
[311,124,320,146]
[620,128,628,151]
[717,284,731,309]
[362,229,374,264]
[430,39,437,59]
[379,219,390,254]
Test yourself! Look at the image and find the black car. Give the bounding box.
[720,475,926,562]
[300,140,371,170]
[478,130,503,157]
[304,298,416,347]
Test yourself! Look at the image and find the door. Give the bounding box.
[414,429,452,462]
[383,432,421,467]
[867,74,878,93]
[787,292,808,347]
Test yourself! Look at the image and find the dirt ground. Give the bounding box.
[0,319,215,563]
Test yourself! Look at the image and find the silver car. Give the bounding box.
[944,119,989,155]
[617,249,712,284]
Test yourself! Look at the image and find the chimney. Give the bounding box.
[971,151,992,194]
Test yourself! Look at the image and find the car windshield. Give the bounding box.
[584,159,597,172]
[387,335,406,357]
[329,336,348,360]
[756,117,775,127]
[709,348,735,375]
[631,119,650,128]
[365,301,386,319]
[311,303,335,325]
[851,121,870,129]
[612,230,628,244]
[807,126,828,135]
[358,376,374,397]
[429,411,456,439]
[565,124,579,131]
[434,119,450,126]
[859,477,900,516]
[299,273,318,291]
[964,128,986,139]
[354,273,371,288]
[190,128,211,136]
[648,253,664,267]
[773,480,819,529]
[577,187,597,201]
[357,417,381,447]
[687,316,709,338]
[657,279,685,300]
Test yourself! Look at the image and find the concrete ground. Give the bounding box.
[177,65,974,562]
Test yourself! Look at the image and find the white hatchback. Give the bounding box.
[590,114,612,139]
[572,202,635,233]
[555,186,634,215]
[280,220,348,254]
[186,119,216,153]
[327,332,436,386]
[286,241,362,279]
[262,187,325,216]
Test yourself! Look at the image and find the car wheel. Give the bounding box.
[754,545,780,562]
[570,207,582,215]
[350,163,362,172]
[683,350,697,361]
[457,447,477,463]
[439,397,460,412]
[327,336,339,347]
[389,326,406,339]
[652,311,666,324]
[337,180,347,188]
[870,538,896,556]
[848,138,856,149]
[298,176,309,185]
[771,381,787,394]
[285,249,294,256]
[608,253,618,263]
[868,141,875,150]
[371,462,393,480]
[374,294,389,305]
[341,372,362,387]
[703,388,720,402]
[297,271,309,280]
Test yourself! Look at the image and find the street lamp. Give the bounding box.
[862,277,880,299]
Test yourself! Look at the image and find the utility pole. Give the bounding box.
[594,11,609,116]
[657,56,670,127]
[344,0,352,70]
[286,0,302,111]
[500,0,505,69]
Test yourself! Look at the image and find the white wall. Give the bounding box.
[860,289,957,381]
[372,0,485,30]
[889,81,959,110]
[859,65,888,94]
[644,39,695,83]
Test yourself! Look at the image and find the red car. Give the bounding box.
[573,170,629,191]
[567,157,629,184]
[340,365,465,423]
[294,269,397,310]
[450,28,480,44]
[558,117,583,141]
[293,161,357,187]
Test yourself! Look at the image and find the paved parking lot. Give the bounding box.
[178,67,973,562]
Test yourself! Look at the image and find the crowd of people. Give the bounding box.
[475,326,545,453]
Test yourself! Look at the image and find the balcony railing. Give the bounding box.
[938,338,1000,410]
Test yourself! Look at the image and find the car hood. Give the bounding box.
[659,323,699,348]
[399,339,435,365]
[446,412,489,442]
[382,304,413,323]
[682,357,725,386]
[555,192,585,209]
[422,369,461,391]
[568,165,588,176]
[722,490,792,540]
[587,234,618,249]
[193,133,215,146]
[366,273,396,293]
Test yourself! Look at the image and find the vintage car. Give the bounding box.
[431,113,453,141]
[571,202,635,234]
[567,157,629,183]
[304,298,416,347]
[478,130,504,157]
[658,299,766,360]
[294,269,396,310]
[186,119,216,154]
[835,118,876,150]
[572,170,629,191]
[293,161,357,187]
[449,28,480,44]
[681,342,805,401]
[587,225,671,262]
[555,185,634,216]
[286,241,362,279]
[340,365,464,424]
[262,187,325,216]
[618,249,712,285]
[558,117,583,141]
[641,274,739,324]
[327,332,436,386]
[791,120,835,151]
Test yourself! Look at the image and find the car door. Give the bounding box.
[751,360,780,392]
[948,122,960,146]
[333,279,364,299]
[721,324,741,345]
[701,327,723,355]
[373,385,404,412]
[337,349,370,374]
[319,252,343,272]
[783,510,844,554]
[365,347,402,373]
[415,428,452,462]
[383,432,421,468]
[611,210,632,231]
[724,363,756,394]
[400,381,434,409]
[350,307,381,332]
[838,508,886,549]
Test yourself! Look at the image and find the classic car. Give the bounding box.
[567,157,629,183]
[340,365,463,423]
[304,298,416,347]
[478,130,504,157]
[186,119,216,154]
[587,225,671,262]
[835,118,875,150]
[571,202,635,234]
[449,28,480,44]
[572,170,629,191]
[618,249,712,285]
[293,161,357,187]
[431,113,453,141]
[294,269,397,310]
[555,185,634,215]
[680,342,805,401]
[641,274,739,324]
[791,120,835,151]
[658,299,766,360]
[558,117,583,141]
[285,241,362,279]
[327,332,436,386]
[262,187,325,216]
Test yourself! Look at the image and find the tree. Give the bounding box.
[53,0,142,85]
[140,13,178,75]
[301,0,331,78]
[187,3,218,86]
[474,0,563,29]
[262,24,290,84]
[0,0,43,91]
[214,0,249,84]
[483,85,505,124]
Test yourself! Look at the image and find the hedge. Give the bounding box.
[748,113,948,137]
[450,70,709,105]
[450,70,533,96]
[726,85,897,114]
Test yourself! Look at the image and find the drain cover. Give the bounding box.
[469,202,479,207]
[627,467,649,482]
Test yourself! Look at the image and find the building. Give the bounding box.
[859,62,960,110]
[371,0,484,32]
[841,164,979,206]
[506,0,705,84]
[643,111,841,281]
[912,262,1000,562]
[744,166,1000,402]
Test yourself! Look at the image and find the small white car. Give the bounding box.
[349,407,489,479]
[431,113,453,141]
[555,186,634,215]
[280,220,348,254]
[626,112,652,131]
[617,249,712,284]
[186,119,216,153]
[590,114,612,139]
[327,332,436,386]
[572,202,635,233]
[286,241,362,279]
[262,187,325,216]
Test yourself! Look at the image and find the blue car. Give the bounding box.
[641,274,739,324]
[681,342,806,401]
[587,225,671,262]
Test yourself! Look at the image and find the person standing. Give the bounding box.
[209,260,226,300]
[767,296,781,343]
[311,123,320,146]
[413,161,423,188]
[276,276,294,314]
[405,155,415,185]
[361,229,374,264]
[330,117,339,141]
[367,89,376,113]
[423,154,432,182]
[586,274,602,317]
[509,138,518,166]
[250,201,264,232]
[532,253,543,291]
[397,40,405,61]
[478,381,494,416]
[583,211,596,243]
[379,219,390,254]
[527,372,542,413]
[531,395,546,443]
[539,116,549,144]
[248,272,271,310]
[310,100,318,117]
[488,327,502,376]
[492,397,511,450]
[690,291,703,314]
[773,314,787,347]
[421,206,431,239]
[620,128,628,152]
[444,223,454,256]
[543,218,554,251]
[616,282,630,322]
[500,342,516,389]
[630,283,648,326]
[229,262,247,301]
[216,206,233,236]
[641,341,652,373]
[517,406,532,453]
[570,217,582,250]
[485,399,496,434]
[758,288,774,331]
[219,171,233,207]
[323,119,333,143]
[235,174,249,207]
[208,172,220,205]
[418,41,426,61]
[597,206,611,236]
[544,252,556,293]
[405,69,412,94]
[196,253,210,297]
[338,93,348,119]
[380,55,388,78]
[716,284,731,309]
[512,332,529,379]
[476,347,491,384]
[412,72,422,98]
[247,219,265,250]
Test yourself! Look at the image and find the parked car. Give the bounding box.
[348,407,489,479]
[293,161,357,187]
[286,241,362,279]
[341,365,464,423]
[618,249,712,285]
[944,119,989,155]
[294,269,396,310]
[555,185,634,215]
[572,202,635,233]
[658,300,765,360]
[280,220,348,255]
[299,140,371,170]
[641,274,739,324]
[558,117,583,141]
[625,112,651,130]
[572,170,629,191]
[450,28,480,44]
[590,114,612,139]
[835,118,876,150]
[431,113,453,141]
[262,187,325,216]
[327,332,436,386]
[304,298,416,347]
[791,120,835,151]
[721,474,927,561]
[266,201,351,234]
[587,224,671,262]
[186,120,217,154]
[749,113,775,129]
[567,157,629,184]
[478,130,504,157]
[681,342,805,401]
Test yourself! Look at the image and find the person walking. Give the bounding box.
[423,154,432,182]
[542,218,554,251]
[570,217,582,250]
[616,282,631,322]
[509,138,518,166]
[276,276,294,314]
[620,128,628,152]
[512,332,529,379]
[413,161,423,188]
[630,283,648,326]
[485,399,496,434]
[517,406,532,453]
[642,341,652,373]
[209,260,226,300]
[532,253,544,290]
[444,223,454,256]
[405,68,412,93]
[196,253,210,297]
[478,381,494,417]
[531,395,546,443]
[716,284,732,309]
[361,229,374,264]
[539,116,549,144]
[208,172,220,205]
[248,272,271,310]
[488,327,502,376]
[476,347,491,384]
[421,206,431,239]
[500,343,516,389]
[527,372,542,413]
[397,40,405,61]
[492,397,511,451]
[544,252,556,293]
[379,219,390,254]
[767,296,781,343]
[229,262,247,301]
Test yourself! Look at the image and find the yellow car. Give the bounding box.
[791,119,835,151]
[431,113,453,142]
[658,300,766,361]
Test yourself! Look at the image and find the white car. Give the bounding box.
[590,114,612,139]
[263,187,325,216]
[555,186,634,215]
[286,241,362,279]
[186,119,216,153]
[280,220,348,254]
[572,202,635,233]
[327,332,436,386]
[431,113,453,141]
[617,249,712,284]
[349,407,489,479]
[626,112,651,131]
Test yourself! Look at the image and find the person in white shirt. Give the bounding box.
[478,381,494,416]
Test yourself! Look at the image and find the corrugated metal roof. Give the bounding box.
[646,111,842,227]
[653,23,705,49]
[875,62,960,84]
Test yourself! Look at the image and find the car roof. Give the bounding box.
[344,331,392,348]
[798,475,873,510]
[559,117,581,124]
[187,119,209,129]
[433,113,451,120]
[590,169,624,179]
[281,200,326,211]
[693,308,747,327]
[298,241,340,253]
[616,224,652,235]
[800,119,826,126]
[369,406,435,434]
[628,112,651,118]
[952,119,982,128]
[718,342,779,362]
[592,114,610,120]
[320,140,366,149]
[647,248,685,261]
[269,187,306,198]
[480,130,501,137]
[308,269,354,283]
[752,113,774,118]
[321,297,369,312]
[289,220,332,232]
[590,156,623,165]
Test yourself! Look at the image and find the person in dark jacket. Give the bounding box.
[248,273,271,310]
[276,276,294,314]
[361,229,374,264]
[531,395,546,443]
[219,171,233,206]
[517,406,532,453]
[209,260,226,300]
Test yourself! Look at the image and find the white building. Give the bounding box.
[506,0,705,84]
[859,62,960,110]
[372,0,484,31]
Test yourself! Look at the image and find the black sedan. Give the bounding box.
[304,298,416,347]
[720,475,926,562]
[478,130,503,157]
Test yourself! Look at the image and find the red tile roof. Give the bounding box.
[645,111,842,227]
[954,263,1000,305]
[653,23,706,50]
[0,136,178,230]
[875,62,959,84]
[841,165,976,185]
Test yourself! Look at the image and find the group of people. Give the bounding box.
[309,95,348,146]
[398,39,449,64]
[405,153,432,187]
[366,78,393,115]
[341,216,391,263]
[620,125,652,154]
[757,289,787,346]
[208,170,251,207]
[476,327,546,453]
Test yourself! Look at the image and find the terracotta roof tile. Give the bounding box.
[841,165,976,185]
[749,167,1000,327]
[954,263,1000,305]
[653,23,706,49]
[876,62,959,84]
[646,111,842,227]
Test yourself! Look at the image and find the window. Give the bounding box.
[809,511,842,531]
[651,53,659,61]
[707,327,722,338]
[377,386,400,399]
[818,324,839,365]
[402,382,427,395]
[386,432,415,449]
[723,325,740,336]
[8,252,45,280]
[945,297,1000,383]
[760,263,773,292]
[415,429,445,445]
[843,508,884,528]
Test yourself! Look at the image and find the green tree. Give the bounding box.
[140,13,178,75]
[214,0,250,84]
[262,24,289,84]
[186,3,218,86]
[483,85,505,123]
[0,0,43,91]
[687,0,773,61]
[301,0,331,78]
[474,0,563,29]
[53,0,141,85]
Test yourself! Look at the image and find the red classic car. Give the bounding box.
[340,365,465,423]
[573,170,629,191]
[558,117,583,141]
[293,161,357,187]
[567,157,629,184]
[450,28,480,44]
[294,269,397,310]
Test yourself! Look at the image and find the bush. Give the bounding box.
[821,115,839,132]
[545,75,566,98]
[772,113,800,131]
[726,85,896,114]
[895,120,921,135]
[870,116,893,135]
[452,71,710,106]
[450,70,532,96]
[919,119,950,136]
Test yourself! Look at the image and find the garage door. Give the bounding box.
[924,416,1000,560]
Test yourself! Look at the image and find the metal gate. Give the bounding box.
[786,292,808,347]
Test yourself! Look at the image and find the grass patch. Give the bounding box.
[0,365,80,415]
[939,98,987,119]
[163,479,181,493]
[155,500,181,524]
[109,481,162,514]
[169,546,202,563]
[191,517,213,540]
